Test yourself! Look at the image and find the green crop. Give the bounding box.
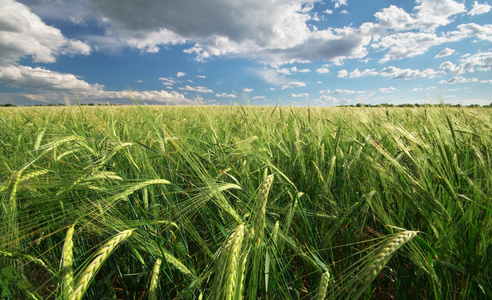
[0,104,491,299]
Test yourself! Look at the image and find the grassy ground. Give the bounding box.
[0,105,491,299]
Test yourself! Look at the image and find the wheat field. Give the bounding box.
[0,104,491,299]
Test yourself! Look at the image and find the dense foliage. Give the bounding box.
[0,105,491,299]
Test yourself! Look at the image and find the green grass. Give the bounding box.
[0,104,491,299]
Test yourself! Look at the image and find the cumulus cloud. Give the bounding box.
[414,0,466,31]
[337,69,349,78]
[338,68,378,78]
[379,66,442,79]
[439,76,478,84]
[316,67,330,73]
[281,81,306,89]
[159,77,176,86]
[176,72,186,77]
[290,93,309,98]
[378,86,397,93]
[440,52,492,75]
[320,89,362,95]
[374,32,449,63]
[468,1,491,16]
[216,93,236,98]
[339,66,442,79]
[452,23,492,42]
[332,0,347,9]
[435,47,456,58]
[374,5,416,32]
[105,90,193,104]
[243,88,254,93]
[178,85,213,93]
[0,0,91,65]
[0,89,193,106]
[0,65,103,91]
[90,0,313,55]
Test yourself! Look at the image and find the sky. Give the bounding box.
[0,0,491,106]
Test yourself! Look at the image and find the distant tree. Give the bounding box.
[356,102,364,107]
[1,103,16,107]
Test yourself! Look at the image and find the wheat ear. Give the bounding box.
[60,224,76,298]
[225,223,245,300]
[362,230,417,285]
[70,229,134,300]
[316,270,331,300]
[255,174,274,246]
[149,258,162,300]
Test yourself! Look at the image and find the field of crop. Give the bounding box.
[0,105,491,299]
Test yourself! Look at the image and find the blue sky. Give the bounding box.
[1,0,491,106]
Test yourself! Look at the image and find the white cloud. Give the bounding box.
[439,76,479,84]
[414,0,466,31]
[0,65,103,91]
[468,1,491,16]
[0,0,91,65]
[197,75,206,78]
[277,68,291,75]
[159,77,176,86]
[320,89,360,95]
[177,72,186,77]
[243,88,254,92]
[178,85,213,93]
[324,9,333,14]
[298,68,311,73]
[342,68,378,78]
[452,23,492,42]
[290,93,309,98]
[340,66,441,79]
[374,32,448,63]
[216,93,236,98]
[378,86,397,93]
[315,94,337,102]
[435,47,456,58]
[374,5,416,32]
[281,81,306,89]
[332,0,347,9]
[440,52,492,74]
[252,95,266,99]
[91,0,314,57]
[111,90,192,104]
[315,67,330,73]
[440,61,462,75]
[379,66,442,79]
[337,70,349,78]
[481,79,492,83]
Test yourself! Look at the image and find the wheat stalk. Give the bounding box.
[70,229,134,300]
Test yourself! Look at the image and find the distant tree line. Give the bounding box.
[0,103,124,107]
[352,103,489,108]
[1,102,492,107]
